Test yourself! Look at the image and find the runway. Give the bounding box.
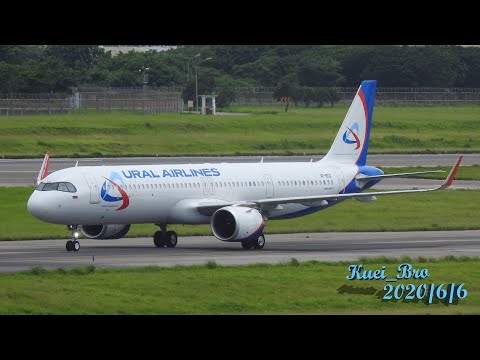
[1,230,479,273]
[0,154,478,187]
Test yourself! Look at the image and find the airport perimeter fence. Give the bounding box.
[224,87,480,106]
[2,87,480,116]
[0,87,183,116]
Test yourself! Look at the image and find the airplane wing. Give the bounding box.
[195,155,462,214]
[35,151,50,185]
[356,170,445,182]
[256,156,462,207]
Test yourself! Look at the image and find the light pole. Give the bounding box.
[195,57,212,113]
[187,54,200,83]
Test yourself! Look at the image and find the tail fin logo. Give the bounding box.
[342,122,361,150]
[100,172,130,211]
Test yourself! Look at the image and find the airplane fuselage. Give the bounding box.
[27,160,380,226]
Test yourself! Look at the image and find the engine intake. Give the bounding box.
[80,224,131,239]
[211,206,264,242]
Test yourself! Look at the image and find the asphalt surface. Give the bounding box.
[0,154,479,187]
[1,231,479,273]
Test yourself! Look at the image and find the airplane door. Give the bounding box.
[202,178,215,196]
[84,174,100,204]
[264,175,274,198]
[330,168,345,194]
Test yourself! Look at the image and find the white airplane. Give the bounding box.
[27,80,463,252]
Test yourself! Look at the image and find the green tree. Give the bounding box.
[274,73,299,112]
[45,45,107,69]
[216,88,236,107]
[297,55,344,86]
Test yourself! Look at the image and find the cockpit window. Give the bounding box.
[43,182,59,191]
[36,182,77,193]
[66,183,77,192]
[57,183,68,192]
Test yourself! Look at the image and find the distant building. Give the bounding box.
[101,45,177,56]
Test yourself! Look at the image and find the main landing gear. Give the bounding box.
[66,225,81,252]
[153,224,178,248]
[241,234,265,250]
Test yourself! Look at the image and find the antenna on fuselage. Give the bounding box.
[75,161,78,167]
[260,157,264,163]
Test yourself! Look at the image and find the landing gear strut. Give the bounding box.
[154,224,178,248]
[66,225,80,252]
[241,234,265,250]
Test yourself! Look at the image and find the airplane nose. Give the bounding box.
[27,192,47,220]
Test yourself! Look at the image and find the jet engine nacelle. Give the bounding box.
[211,206,265,242]
[80,224,131,239]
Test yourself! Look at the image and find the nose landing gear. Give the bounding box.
[66,225,80,252]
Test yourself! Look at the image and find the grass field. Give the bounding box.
[0,105,479,158]
[0,257,478,314]
[1,187,478,240]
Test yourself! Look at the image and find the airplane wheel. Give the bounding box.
[165,231,178,248]
[66,240,73,251]
[154,231,166,248]
[73,240,80,252]
[241,241,253,250]
[253,235,265,249]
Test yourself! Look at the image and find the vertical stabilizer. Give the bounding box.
[322,80,376,166]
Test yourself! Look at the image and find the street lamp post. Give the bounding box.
[195,57,212,114]
[187,54,200,83]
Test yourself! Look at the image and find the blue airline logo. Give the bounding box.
[121,168,220,179]
[100,171,130,210]
[342,122,361,150]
